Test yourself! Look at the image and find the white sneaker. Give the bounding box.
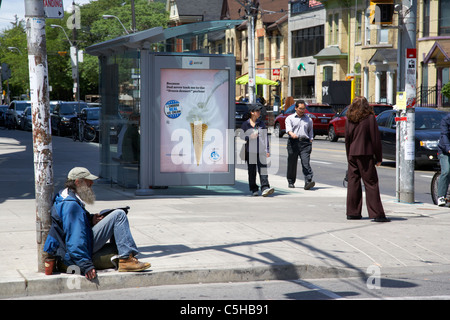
[262,187,274,197]
[438,197,446,207]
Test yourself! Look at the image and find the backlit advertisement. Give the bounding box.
[160,68,229,173]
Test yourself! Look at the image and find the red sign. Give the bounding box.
[406,48,416,59]
[272,69,280,76]
[395,117,407,122]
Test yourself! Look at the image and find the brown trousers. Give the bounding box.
[346,155,386,219]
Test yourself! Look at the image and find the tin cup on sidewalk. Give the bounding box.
[44,257,55,275]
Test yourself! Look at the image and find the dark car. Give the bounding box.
[376,107,448,167]
[273,102,336,138]
[328,103,393,142]
[0,105,8,127]
[6,100,31,129]
[80,107,100,141]
[19,106,32,131]
[51,101,88,136]
[235,102,266,129]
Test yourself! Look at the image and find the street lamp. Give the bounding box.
[8,47,23,55]
[102,15,130,35]
[51,24,80,102]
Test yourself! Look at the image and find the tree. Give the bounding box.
[0,0,169,101]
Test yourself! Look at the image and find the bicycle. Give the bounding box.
[430,169,450,205]
[71,116,96,142]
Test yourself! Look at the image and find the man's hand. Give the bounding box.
[92,214,103,226]
[85,268,96,280]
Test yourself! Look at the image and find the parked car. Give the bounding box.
[80,107,100,141]
[273,102,336,138]
[51,101,88,136]
[0,105,8,127]
[19,106,33,131]
[235,102,266,129]
[376,107,448,167]
[328,103,393,142]
[6,100,31,129]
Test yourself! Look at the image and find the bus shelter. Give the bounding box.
[86,21,242,194]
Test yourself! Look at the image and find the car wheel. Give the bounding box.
[274,122,283,138]
[328,126,338,142]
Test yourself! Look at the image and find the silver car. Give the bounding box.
[6,100,31,129]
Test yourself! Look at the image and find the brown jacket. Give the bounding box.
[345,114,382,163]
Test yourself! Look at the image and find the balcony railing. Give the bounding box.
[417,85,450,108]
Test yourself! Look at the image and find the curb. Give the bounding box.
[2,264,365,299]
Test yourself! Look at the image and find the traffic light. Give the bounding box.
[370,1,394,25]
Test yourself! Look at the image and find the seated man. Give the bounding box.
[44,167,150,279]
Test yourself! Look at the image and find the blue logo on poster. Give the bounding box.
[164,100,181,119]
[210,149,220,162]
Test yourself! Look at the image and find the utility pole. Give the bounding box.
[25,0,54,273]
[396,0,417,203]
[246,0,257,104]
[72,1,80,101]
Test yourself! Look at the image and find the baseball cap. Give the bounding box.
[249,104,262,112]
[67,167,99,181]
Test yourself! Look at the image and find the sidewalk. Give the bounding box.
[1,130,450,298]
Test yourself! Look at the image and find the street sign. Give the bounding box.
[43,0,64,19]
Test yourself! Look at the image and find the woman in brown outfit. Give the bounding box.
[345,96,390,222]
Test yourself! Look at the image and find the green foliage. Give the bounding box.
[442,82,450,99]
[0,0,169,101]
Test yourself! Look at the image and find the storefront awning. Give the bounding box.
[423,40,450,64]
[86,20,244,56]
[368,48,397,65]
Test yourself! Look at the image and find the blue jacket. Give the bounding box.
[438,113,450,156]
[43,188,94,274]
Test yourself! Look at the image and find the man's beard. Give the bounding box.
[76,183,96,204]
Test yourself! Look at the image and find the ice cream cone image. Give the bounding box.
[190,121,208,166]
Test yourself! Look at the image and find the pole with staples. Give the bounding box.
[25,0,54,272]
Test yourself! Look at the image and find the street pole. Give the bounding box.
[25,0,54,272]
[72,1,80,101]
[246,0,256,104]
[397,0,416,203]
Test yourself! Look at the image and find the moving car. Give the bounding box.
[328,103,393,142]
[273,102,336,138]
[376,107,448,167]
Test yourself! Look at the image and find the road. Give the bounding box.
[15,272,450,300]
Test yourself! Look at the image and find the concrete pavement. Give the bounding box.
[1,129,450,299]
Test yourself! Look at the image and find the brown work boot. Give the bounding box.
[118,254,151,272]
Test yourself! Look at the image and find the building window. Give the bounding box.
[439,0,450,35]
[275,35,281,60]
[323,66,333,82]
[292,76,315,98]
[355,10,362,43]
[258,36,264,61]
[334,13,339,44]
[423,0,430,37]
[292,25,324,58]
[328,14,333,45]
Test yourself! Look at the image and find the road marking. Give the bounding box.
[310,160,332,165]
[294,279,345,300]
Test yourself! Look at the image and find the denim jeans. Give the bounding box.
[438,153,450,198]
[92,209,139,258]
